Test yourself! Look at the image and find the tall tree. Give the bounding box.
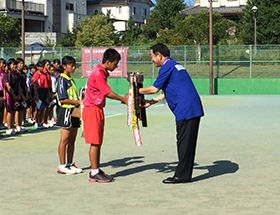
[173,10,239,45]
[59,22,81,47]
[151,0,185,30]
[75,14,115,47]
[0,14,21,47]
[241,0,280,44]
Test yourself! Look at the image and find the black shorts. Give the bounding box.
[0,90,4,112]
[38,88,49,106]
[56,107,80,129]
[5,91,20,112]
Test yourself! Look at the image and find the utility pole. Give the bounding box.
[21,0,25,60]
[209,0,213,95]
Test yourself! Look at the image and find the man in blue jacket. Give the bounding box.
[139,43,204,184]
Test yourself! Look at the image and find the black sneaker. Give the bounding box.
[89,170,113,183]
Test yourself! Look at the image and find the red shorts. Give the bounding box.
[82,106,104,145]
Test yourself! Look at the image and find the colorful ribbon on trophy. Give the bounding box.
[127,74,143,146]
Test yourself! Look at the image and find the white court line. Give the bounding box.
[105,113,123,118]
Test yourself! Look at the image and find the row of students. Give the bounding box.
[0,58,61,135]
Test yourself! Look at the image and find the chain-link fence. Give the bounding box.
[2,45,280,79]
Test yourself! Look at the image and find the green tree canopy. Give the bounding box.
[121,18,143,45]
[143,0,185,40]
[59,23,81,47]
[0,14,21,47]
[241,0,280,44]
[75,14,115,47]
[171,10,239,45]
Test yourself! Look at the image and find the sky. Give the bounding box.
[151,0,195,7]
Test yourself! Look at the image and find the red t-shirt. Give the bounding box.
[33,70,50,88]
[83,64,112,108]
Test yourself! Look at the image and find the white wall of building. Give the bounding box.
[199,0,247,7]
[129,2,150,23]
[61,0,87,33]
[87,2,151,32]
[26,0,87,33]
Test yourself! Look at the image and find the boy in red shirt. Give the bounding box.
[82,48,127,183]
[33,61,49,129]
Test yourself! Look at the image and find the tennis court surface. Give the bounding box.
[1,95,279,214]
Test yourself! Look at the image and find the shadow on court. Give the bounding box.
[83,156,239,182]
[192,160,239,182]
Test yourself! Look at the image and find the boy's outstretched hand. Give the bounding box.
[143,99,157,108]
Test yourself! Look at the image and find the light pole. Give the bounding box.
[209,0,213,95]
[21,0,25,60]
[252,6,258,50]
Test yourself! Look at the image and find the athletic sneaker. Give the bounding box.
[51,118,57,124]
[89,170,113,183]
[16,126,27,133]
[57,165,76,175]
[6,128,16,135]
[34,123,43,129]
[14,128,20,134]
[22,120,29,126]
[47,120,54,127]
[70,163,83,174]
[43,122,50,128]
[20,126,28,132]
[28,118,35,124]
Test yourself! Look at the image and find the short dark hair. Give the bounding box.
[0,58,6,64]
[29,63,36,70]
[15,58,24,66]
[102,48,121,64]
[22,65,28,70]
[7,59,15,71]
[150,43,170,57]
[53,59,60,65]
[42,59,50,67]
[62,56,75,66]
[36,61,43,68]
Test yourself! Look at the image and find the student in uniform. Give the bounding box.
[4,59,20,135]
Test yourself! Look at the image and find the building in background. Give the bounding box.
[87,0,154,32]
[182,0,247,22]
[0,0,87,44]
[0,0,154,44]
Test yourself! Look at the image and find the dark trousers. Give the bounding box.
[174,117,201,180]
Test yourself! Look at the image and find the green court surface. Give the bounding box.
[1,95,280,214]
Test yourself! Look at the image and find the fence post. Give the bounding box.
[90,47,92,73]
[249,45,252,78]
[184,45,187,68]
[121,46,123,78]
[60,47,62,60]
[216,45,219,78]
[152,62,155,80]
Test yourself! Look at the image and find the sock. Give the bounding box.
[67,162,72,166]
[91,168,100,176]
[60,164,66,168]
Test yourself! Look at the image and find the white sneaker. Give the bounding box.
[57,165,76,175]
[28,118,35,124]
[70,163,83,174]
[6,128,16,135]
[15,127,20,134]
[43,122,50,128]
[34,123,39,129]
[48,120,54,127]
